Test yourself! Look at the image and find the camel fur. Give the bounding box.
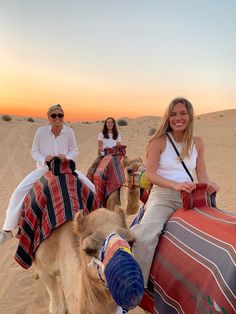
[34,206,136,314]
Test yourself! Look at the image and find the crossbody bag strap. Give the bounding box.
[166,132,194,182]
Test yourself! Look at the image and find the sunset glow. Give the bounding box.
[0,1,235,121]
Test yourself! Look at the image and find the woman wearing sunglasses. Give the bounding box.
[32,104,77,167]
[0,104,94,246]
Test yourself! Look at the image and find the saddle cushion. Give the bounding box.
[93,155,125,207]
[15,158,99,269]
[139,185,236,313]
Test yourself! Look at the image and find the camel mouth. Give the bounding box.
[89,232,144,311]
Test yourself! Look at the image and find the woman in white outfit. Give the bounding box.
[131,97,219,287]
[98,117,121,155]
[87,117,122,180]
[0,104,95,245]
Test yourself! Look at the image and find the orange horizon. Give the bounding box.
[0,104,153,122]
[1,104,235,122]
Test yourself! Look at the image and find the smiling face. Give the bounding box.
[48,108,64,127]
[106,118,114,132]
[169,102,190,133]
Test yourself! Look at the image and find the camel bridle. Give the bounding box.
[123,164,146,189]
[88,233,131,288]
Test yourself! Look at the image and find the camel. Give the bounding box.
[33,206,144,314]
[88,153,148,215]
[14,157,144,313]
[86,144,149,215]
[106,157,146,215]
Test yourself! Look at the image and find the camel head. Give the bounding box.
[123,157,150,190]
[73,206,144,311]
[123,157,143,177]
[73,206,135,257]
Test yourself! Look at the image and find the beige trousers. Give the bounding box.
[131,186,182,287]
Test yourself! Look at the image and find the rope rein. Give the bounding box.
[123,164,146,189]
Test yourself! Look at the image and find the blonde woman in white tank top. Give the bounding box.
[131,97,219,287]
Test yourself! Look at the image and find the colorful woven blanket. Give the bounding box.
[15,158,99,269]
[93,154,126,207]
[104,144,127,156]
[139,184,236,314]
[93,155,125,207]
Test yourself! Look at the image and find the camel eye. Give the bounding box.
[84,246,98,256]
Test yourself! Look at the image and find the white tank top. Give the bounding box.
[157,134,198,182]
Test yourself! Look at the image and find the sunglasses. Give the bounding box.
[50,113,64,119]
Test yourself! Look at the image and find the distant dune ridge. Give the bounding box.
[0,109,235,313]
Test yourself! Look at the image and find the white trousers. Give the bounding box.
[3,166,95,230]
[131,186,182,287]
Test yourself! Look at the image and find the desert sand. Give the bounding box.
[0,109,235,314]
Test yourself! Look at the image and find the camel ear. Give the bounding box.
[114,205,125,217]
[114,205,126,227]
[73,211,88,234]
[115,227,136,248]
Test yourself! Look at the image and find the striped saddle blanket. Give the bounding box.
[139,184,236,314]
[93,154,126,207]
[104,144,127,156]
[15,158,99,269]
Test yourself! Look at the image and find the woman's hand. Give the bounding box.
[206,181,219,194]
[57,154,66,161]
[173,181,196,193]
[45,155,54,163]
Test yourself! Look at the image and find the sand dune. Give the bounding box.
[0,110,235,313]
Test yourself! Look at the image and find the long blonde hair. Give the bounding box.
[147,97,194,160]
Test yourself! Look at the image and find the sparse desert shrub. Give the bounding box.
[148,127,156,136]
[117,119,128,126]
[27,117,35,122]
[2,114,12,122]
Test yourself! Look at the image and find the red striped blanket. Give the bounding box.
[93,154,126,207]
[93,155,125,207]
[104,144,127,156]
[15,158,99,269]
[139,184,236,314]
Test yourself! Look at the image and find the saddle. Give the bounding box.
[139,184,236,313]
[15,158,99,269]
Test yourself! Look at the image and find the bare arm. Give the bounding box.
[195,137,219,193]
[98,140,103,156]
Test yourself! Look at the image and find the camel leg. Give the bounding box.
[38,272,67,314]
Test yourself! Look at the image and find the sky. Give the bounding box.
[0,0,235,121]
